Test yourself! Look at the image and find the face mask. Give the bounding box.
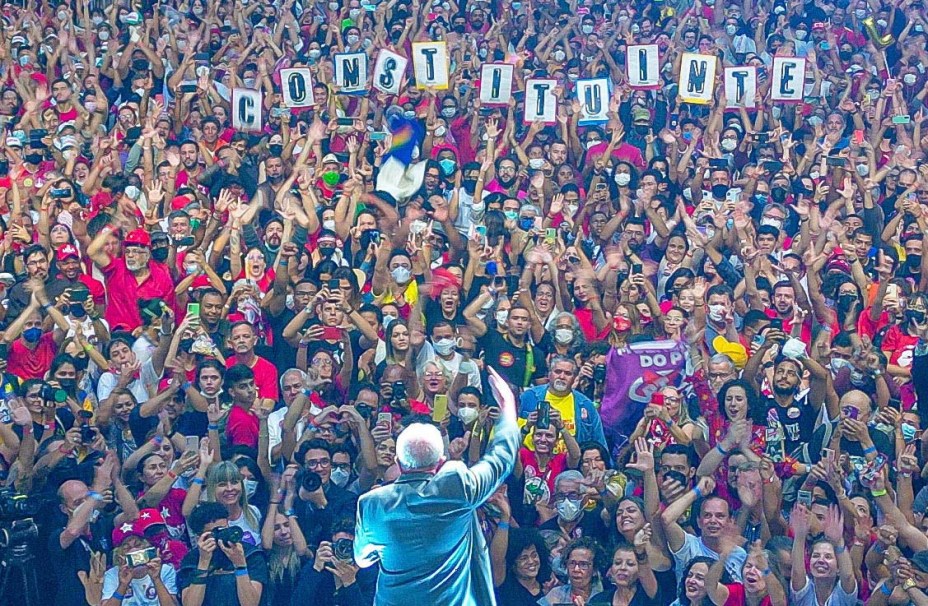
[581,24,594,34]
[721,139,737,152]
[92,15,104,26]
[457,407,479,425]
[902,422,919,442]
[23,327,43,343]
[683,187,693,201]
[529,158,545,170]
[760,218,783,230]
[98,30,110,41]
[829,357,852,373]
[347,34,360,45]
[322,171,340,187]
[329,1,340,9]
[495,310,509,325]
[810,170,820,180]
[850,162,869,178]
[441,107,456,119]
[151,247,169,263]
[708,304,726,322]
[439,158,456,175]
[318,219,334,232]
[462,179,477,194]
[839,50,853,61]
[855,8,866,18]
[403,110,417,119]
[585,139,600,150]
[771,187,788,203]
[184,263,199,276]
[906,309,926,324]
[504,210,519,221]
[243,479,258,498]
[125,186,140,201]
[330,466,350,487]
[556,498,583,521]
[243,78,256,88]
[613,316,632,332]
[59,378,78,393]
[434,126,447,137]
[566,203,578,217]
[877,19,887,28]
[308,49,322,60]
[905,74,918,85]
[555,328,573,344]
[681,131,693,143]
[349,8,361,18]
[25,153,43,165]
[795,29,808,40]
[725,24,737,35]
[711,184,729,199]
[519,217,534,231]
[392,266,412,284]
[433,338,456,356]
[553,50,566,62]
[319,246,335,258]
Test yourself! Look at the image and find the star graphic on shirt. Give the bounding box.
[140,511,151,519]
[161,507,170,520]
[120,523,134,533]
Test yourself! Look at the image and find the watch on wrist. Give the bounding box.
[904,579,919,591]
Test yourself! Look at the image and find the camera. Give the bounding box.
[211,525,244,544]
[39,385,67,404]
[593,364,606,384]
[125,547,157,568]
[391,381,406,402]
[301,470,322,493]
[0,489,42,520]
[80,425,96,445]
[333,538,354,561]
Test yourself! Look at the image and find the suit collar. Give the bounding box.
[394,471,434,484]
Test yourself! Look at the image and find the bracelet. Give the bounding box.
[834,543,846,554]
[635,551,648,563]
[284,509,295,516]
[715,443,730,456]
[112,591,126,601]
[881,583,894,596]
[693,486,704,499]
[862,446,877,455]
[498,521,511,530]
[87,490,104,502]
[192,477,205,485]
[235,567,249,577]
[167,470,177,480]
[208,424,219,431]
[870,488,888,497]
[279,260,289,266]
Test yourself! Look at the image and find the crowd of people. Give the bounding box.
[3,0,928,604]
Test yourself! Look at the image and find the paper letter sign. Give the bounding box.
[576,78,610,125]
[334,52,368,94]
[771,57,805,102]
[627,45,659,89]
[679,53,716,105]
[524,79,558,124]
[412,42,449,90]
[280,68,315,108]
[724,67,756,109]
[479,63,514,106]
[232,88,262,132]
[373,49,407,95]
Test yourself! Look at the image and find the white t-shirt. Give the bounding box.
[791,576,858,606]
[102,564,177,606]
[671,532,747,583]
[97,358,160,404]
[229,504,263,546]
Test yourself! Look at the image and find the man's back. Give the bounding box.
[355,421,518,606]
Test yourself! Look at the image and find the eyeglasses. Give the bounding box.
[312,359,334,368]
[305,458,331,468]
[567,560,593,570]
[332,463,351,471]
[553,492,581,503]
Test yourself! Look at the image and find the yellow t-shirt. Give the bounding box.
[519,391,577,454]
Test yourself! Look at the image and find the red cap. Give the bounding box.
[135,508,167,533]
[112,520,144,545]
[812,21,826,30]
[191,274,212,289]
[124,228,151,248]
[56,244,80,261]
[171,195,192,211]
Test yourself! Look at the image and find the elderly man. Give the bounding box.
[354,367,518,605]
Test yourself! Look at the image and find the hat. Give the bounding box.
[123,228,151,248]
[712,336,748,369]
[5,137,22,148]
[150,230,170,244]
[0,273,16,287]
[56,244,80,261]
[322,153,340,165]
[812,21,826,30]
[112,520,144,545]
[632,107,651,123]
[135,508,167,534]
[56,121,77,134]
[171,194,193,210]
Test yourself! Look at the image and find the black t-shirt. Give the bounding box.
[589,585,663,606]
[48,517,116,606]
[495,575,544,606]
[763,393,818,458]
[478,330,547,390]
[177,543,269,606]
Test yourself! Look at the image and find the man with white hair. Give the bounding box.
[354,367,519,606]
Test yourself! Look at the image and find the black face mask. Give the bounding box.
[319,246,335,258]
[70,303,86,318]
[839,51,852,61]
[25,153,43,165]
[453,24,465,34]
[711,184,729,199]
[269,144,283,156]
[151,247,169,262]
[462,179,477,194]
[907,309,926,324]
[179,338,196,353]
[908,254,922,269]
[268,174,284,184]
[837,293,858,310]
[58,378,77,393]
[771,186,788,203]
[634,125,649,135]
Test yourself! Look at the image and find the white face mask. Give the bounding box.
[495,310,509,325]
[457,406,479,425]
[529,158,545,169]
[556,498,583,521]
[708,304,726,322]
[330,467,350,487]
[721,139,737,152]
[323,219,336,231]
[904,73,917,85]
[554,328,574,344]
[434,125,447,137]
[615,173,631,186]
[391,266,411,284]
[433,337,456,356]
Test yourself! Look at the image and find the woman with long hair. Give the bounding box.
[610,498,675,590]
[670,557,726,606]
[261,467,310,606]
[589,530,662,606]
[203,460,263,545]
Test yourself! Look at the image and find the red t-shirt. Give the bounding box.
[858,306,891,339]
[723,583,771,606]
[881,325,919,368]
[8,333,57,380]
[226,404,260,449]
[519,448,568,506]
[101,257,177,331]
[225,355,279,402]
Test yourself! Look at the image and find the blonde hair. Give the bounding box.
[205,461,259,529]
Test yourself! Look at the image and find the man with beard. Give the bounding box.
[242,214,289,267]
[517,357,607,451]
[87,228,177,332]
[47,244,106,313]
[175,140,204,190]
[486,156,524,199]
[771,282,812,342]
[7,244,68,318]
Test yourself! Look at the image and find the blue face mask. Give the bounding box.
[519,217,534,231]
[23,327,42,343]
[438,158,456,176]
[902,422,919,442]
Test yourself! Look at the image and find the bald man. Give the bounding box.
[354,367,519,606]
[838,389,895,463]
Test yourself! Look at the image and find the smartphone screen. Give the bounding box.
[377,412,393,430]
[432,394,448,423]
[185,436,199,452]
[187,302,200,319]
[322,326,343,341]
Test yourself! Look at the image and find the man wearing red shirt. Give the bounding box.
[48,244,106,311]
[87,227,177,332]
[225,321,279,408]
[1,278,70,381]
[48,78,79,123]
[224,364,262,449]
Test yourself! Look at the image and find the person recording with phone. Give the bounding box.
[179,502,268,606]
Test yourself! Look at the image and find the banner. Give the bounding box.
[523,78,558,124]
[412,41,449,89]
[771,56,806,102]
[479,63,514,106]
[600,340,688,440]
[679,53,716,105]
[627,45,660,89]
[575,78,610,125]
[232,88,262,132]
[334,52,368,94]
[372,49,408,95]
[724,66,756,109]
[280,68,315,108]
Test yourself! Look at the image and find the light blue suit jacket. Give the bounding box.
[354,419,519,606]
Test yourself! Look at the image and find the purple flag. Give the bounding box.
[600,340,688,440]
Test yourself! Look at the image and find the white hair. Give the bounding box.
[396,423,444,471]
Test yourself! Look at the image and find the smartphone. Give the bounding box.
[336,117,355,126]
[769,318,783,331]
[892,115,912,124]
[70,288,90,302]
[432,394,449,423]
[821,447,835,461]
[853,129,865,145]
[763,160,784,172]
[842,405,859,420]
[179,83,198,93]
[797,489,813,507]
[708,158,728,169]
[322,326,343,341]
[176,236,195,247]
[544,228,556,243]
[632,262,643,275]
[595,182,608,191]
[506,274,520,295]
[327,279,340,290]
[377,412,393,430]
[185,436,199,452]
[475,225,487,240]
[125,547,158,568]
[370,131,387,141]
[669,113,679,129]
[826,155,846,167]
[50,188,71,199]
[536,401,550,430]
[478,107,493,117]
[755,132,769,144]
[726,187,742,203]
[651,392,665,406]
[0,159,8,177]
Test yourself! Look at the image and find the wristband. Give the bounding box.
[693,486,705,499]
[862,446,877,455]
[182,381,192,391]
[112,591,126,601]
[21,424,33,435]
[208,424,219,431]
[41,302,52,311]
[834,543,846,554]
[87,491,104,502]
[870,488,888,497]
[498,521,511,530]
[235,567,249,577]
[83,344,94,352]
[882,583,894,596]
[167,470,177,480]
[279,260,289,266]
[715,443,730,456]
[192,477,205,486]
[284,509,295,517]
